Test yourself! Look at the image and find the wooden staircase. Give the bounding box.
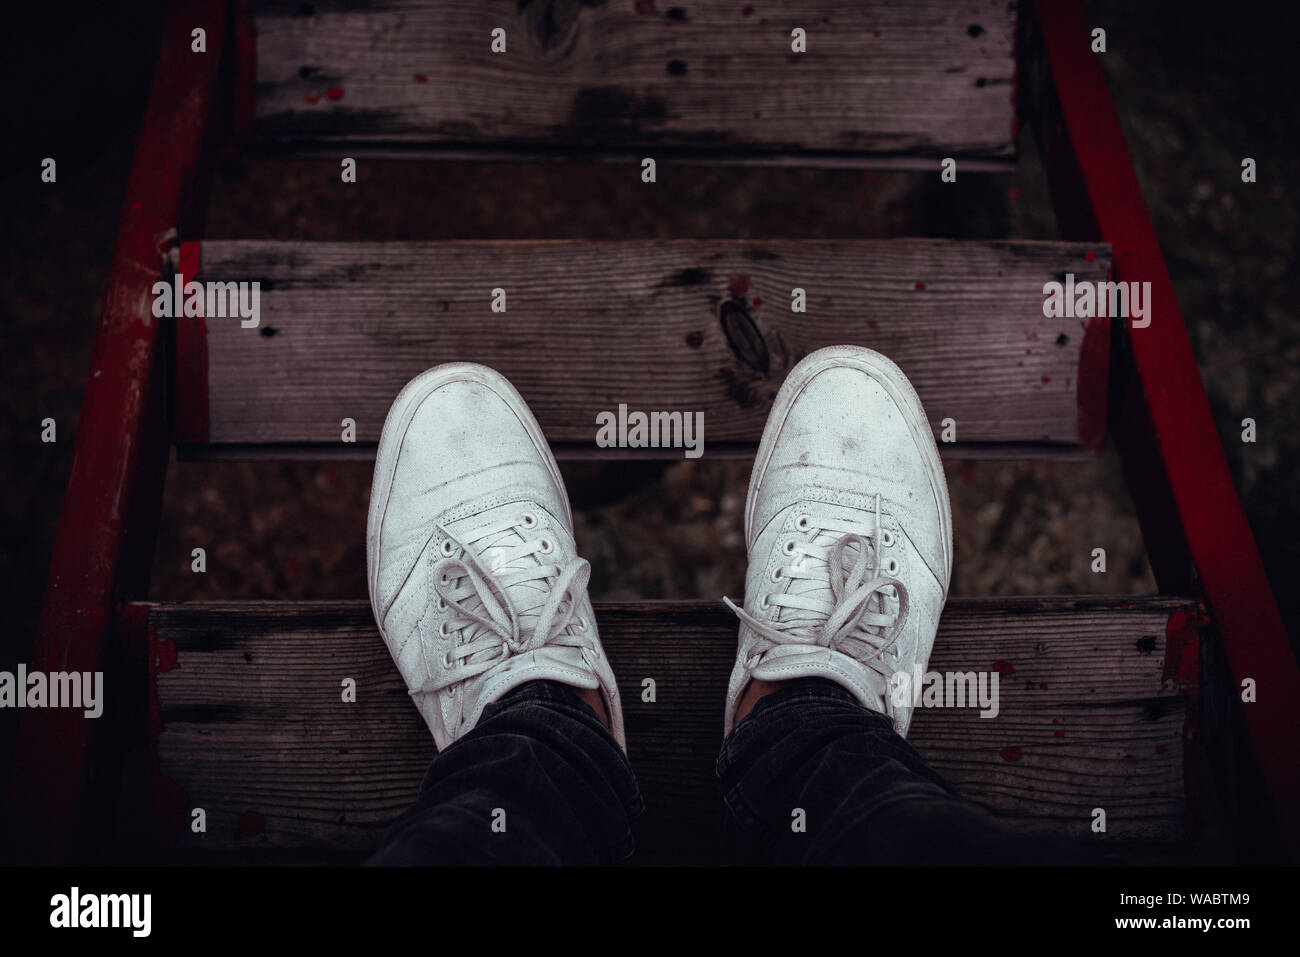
[12,0,1298,864]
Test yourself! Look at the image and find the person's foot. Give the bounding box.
[367,363,625,751]
[723,346,952,738]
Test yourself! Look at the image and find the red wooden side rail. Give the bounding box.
[1025,0,1300,846]
[5,0,228,861]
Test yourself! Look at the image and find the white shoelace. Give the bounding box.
[724,494,910,710]
[414,512,593,706]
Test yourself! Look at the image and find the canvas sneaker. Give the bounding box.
[723,345,953,738]
[367,363,625,751]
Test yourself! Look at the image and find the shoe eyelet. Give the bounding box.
[436,596,447,612]
[439,572,452,587]
[439,539,456,557]
[441,650,452,668]
[769,567,783,583]
[884,558,900,575]
[521,513,538,529]
[538,538,554,554]
[759,593,771,609]
[438,621,450,638]
[782,539,797,556]
[795,514,811,532]
[881,529,895,547]
[574,615,587,632]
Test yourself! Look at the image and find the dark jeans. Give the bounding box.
[368,678,1081,866]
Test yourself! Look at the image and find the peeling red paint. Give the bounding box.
[1162,610,1199,690]
[154,637,178,673]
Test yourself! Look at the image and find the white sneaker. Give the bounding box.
[723,346,952,738]
[367,363,625,751]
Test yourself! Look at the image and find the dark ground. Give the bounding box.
[1,2,1296,841]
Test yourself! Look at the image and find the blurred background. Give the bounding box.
[1,2,1296,794]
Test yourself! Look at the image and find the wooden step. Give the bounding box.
[172,239,1111,458]
[250,0,1019,169]
[136,596,1195,863]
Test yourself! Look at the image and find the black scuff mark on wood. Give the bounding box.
[719,300,769,375]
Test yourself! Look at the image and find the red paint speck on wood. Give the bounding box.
[414,74,427,83]
[305,94,320,104]
[1054,730,1064,738]
[752,296,763,307]
[727,275,750,297]
[914,281,926,290]
[1000,746,1022,762]
[1084,249,1096,261]
[238,810,266,836]
[325,86,344,101]
[992,660,1015,676]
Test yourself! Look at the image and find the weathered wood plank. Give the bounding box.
[251,0,1019,167]
[179,239,1111,455]
[147,596,1191,861]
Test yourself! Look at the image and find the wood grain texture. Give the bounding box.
[182,239,1111,455]
[251,0,1019,167]
[148,596,1191,861]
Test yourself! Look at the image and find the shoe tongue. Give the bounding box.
[750,644,887,712]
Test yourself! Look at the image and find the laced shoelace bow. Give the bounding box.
[724,493,911,710]
[414,512,593,707]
